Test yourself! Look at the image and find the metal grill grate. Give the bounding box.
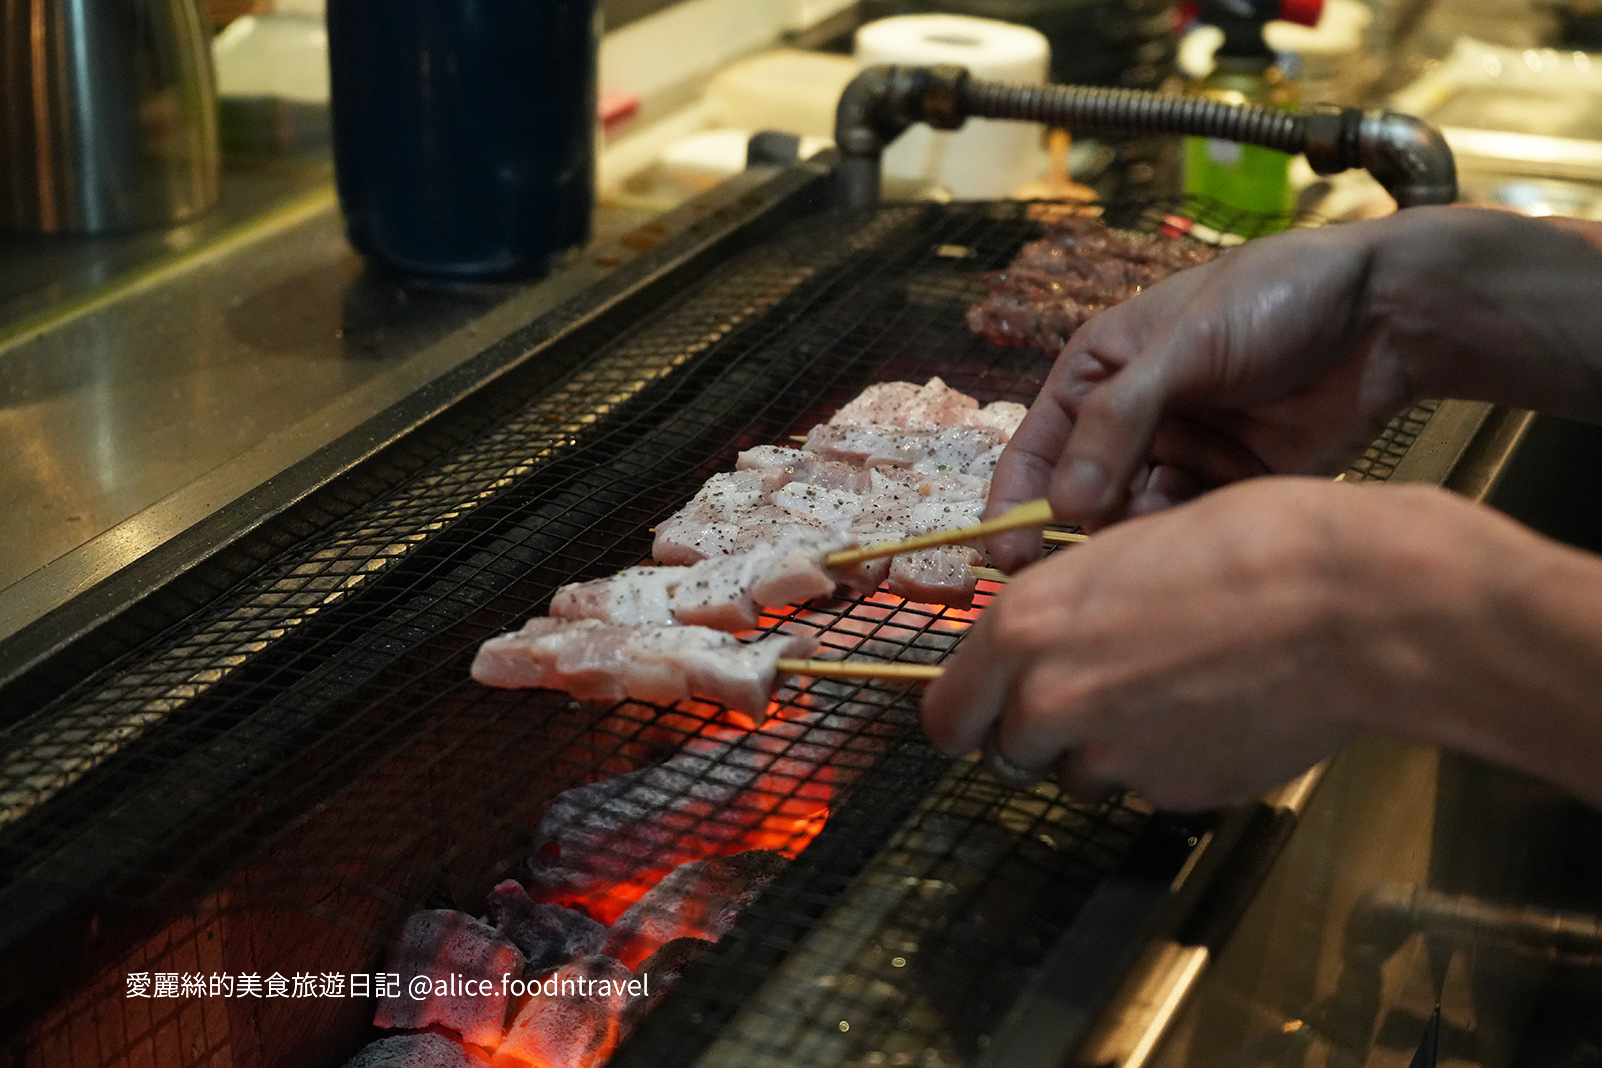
[0,195,1439,1068]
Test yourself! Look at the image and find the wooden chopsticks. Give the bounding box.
[824,498,1061,569]
[776,659,945,681]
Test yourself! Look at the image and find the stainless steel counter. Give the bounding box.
[0,163,662,643]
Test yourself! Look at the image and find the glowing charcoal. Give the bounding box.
[529,714,837,924]
[373,910,521,1050]
[486,880,607,974]
[601,850,788,968]
[493,955,636,1068]
[620,936,713,1036]
[342,1032,490,1068]
[636,935,711,991]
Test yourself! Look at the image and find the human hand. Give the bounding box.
[924,477,1577,812]
[986,207,1602,572]
[986,222,1397,570]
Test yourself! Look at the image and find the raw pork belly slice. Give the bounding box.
[801,424,1004,477]
[471,618,815,716]
[826,376,1027,440]
[736,445,873,493]
[550,565,680,625]
[601,849,788,967]
[552,535,844,632]
[650,470,771,564]
[494,955,635,1068]
[373,909,521,1049]
[887,546,982,609]
[643,378,1016,606]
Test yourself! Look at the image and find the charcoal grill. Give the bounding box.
[0,154,1489,1068]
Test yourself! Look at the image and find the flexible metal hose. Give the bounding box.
[961,80,1306,154]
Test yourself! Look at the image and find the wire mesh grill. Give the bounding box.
[0,196,1439,1068]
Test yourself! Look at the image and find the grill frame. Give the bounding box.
[0,154,1489,1068]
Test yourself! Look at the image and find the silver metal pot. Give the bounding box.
[0,0,220,234]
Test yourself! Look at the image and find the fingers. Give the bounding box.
[1047,359,1172,528]
[920,607,1015,757]
[985,377,1076,572]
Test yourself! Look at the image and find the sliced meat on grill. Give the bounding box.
[801,424,1004,477]
[825,376,1027,441]
[667,547,816,632]
[735,445,874,493]
[471,619,816,716]
[343,1033,488,1068]
[1014,215,1221,270]
[965,399,1027,438]
[968,216,1224,352]
[373,910,521,1049]
[650,470,772,564]
[494,955,635,1068]
[728,505,839,552]
[867,466,990,501]
[851,493,985,540]
[965,289,1097,354]
[601,850,787,968]
[550,565,680,626]
[552,535,845,633]
[827,376,977,431]
[770,480,866,529]
[887,546,982,609]
[487,880,607,974]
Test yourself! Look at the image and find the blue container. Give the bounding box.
[326,0,598,282]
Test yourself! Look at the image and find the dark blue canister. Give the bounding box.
[326,0,598,282]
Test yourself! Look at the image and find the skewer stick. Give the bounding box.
[1042,530,1089,546]
[971,566,1009,583]
[777,659,944,681]
[824,498,1056,569]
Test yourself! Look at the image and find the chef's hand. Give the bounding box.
[986,207,1602,571]
[925,477,1602,812]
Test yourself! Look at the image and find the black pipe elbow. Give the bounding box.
[1304,106,1457,208]
[834,64,970,209]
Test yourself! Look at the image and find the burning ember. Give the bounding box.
[601,849,788,968]
[373,910,522,1049]
[529,709,837,924]
[495,955,636,1068]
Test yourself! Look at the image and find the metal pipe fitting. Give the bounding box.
[833,65,1457,212]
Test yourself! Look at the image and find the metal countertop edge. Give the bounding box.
[0,156,838,701]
